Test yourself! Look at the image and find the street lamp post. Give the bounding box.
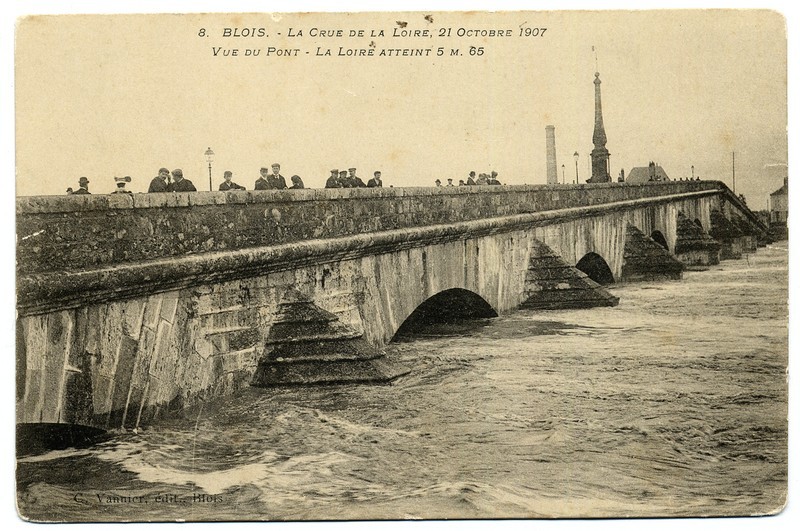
[204,147,215,191]
[573,152,579,184]
[561,164,565,185]
[691,165,695,180]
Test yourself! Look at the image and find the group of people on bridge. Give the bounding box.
[437,171,503,187]
[324,168,383,188]
[148,163,306,193]
[66,176,133,195]
[148,168,200,192]
[65,164,507,195]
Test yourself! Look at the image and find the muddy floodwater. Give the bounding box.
[17,243,788,522]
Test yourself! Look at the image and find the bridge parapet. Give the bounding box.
[715,184,771,235]
[17,181,719,277]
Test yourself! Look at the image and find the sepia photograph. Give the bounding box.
[6,1,794,526]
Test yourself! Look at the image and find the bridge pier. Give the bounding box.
[710,210,745,260]
[674,212,721,267]
[520,240,619,310]
[620,224,684,281]
[252,294,409,386]
[732,217,758,253]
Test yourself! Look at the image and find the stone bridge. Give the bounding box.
[15,181,769,440]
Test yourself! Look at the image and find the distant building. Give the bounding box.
[769,177,788,224]
[768,177,788,240]
[626,162,670,184]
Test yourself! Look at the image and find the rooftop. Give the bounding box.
[770,177,788,197]
[627,164,670,184]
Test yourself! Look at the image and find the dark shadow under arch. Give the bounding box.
[651,230,669,251]
[392,288,498,341]
[694,218,703,230]
[576,252,615,285]
[16,423,110,457]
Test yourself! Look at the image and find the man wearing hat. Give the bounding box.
[255,167,270,190]
[149,168,172,193]
[348,167,366,188]
[112,176,133,194]
[219,170,245,191]
[466,171,476,186]
[325,169,341,188]
[434,179,442,187]
[171,169,197,192]
[367,171,383,188]
[72,176,91,194]
[446,178,455,187]
[267,163,288,190]
[339,170,351,188]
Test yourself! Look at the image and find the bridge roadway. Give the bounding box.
[15,181,768,436]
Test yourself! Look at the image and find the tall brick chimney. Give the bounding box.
[546,125,558,184]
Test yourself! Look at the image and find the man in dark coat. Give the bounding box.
[367,171,383,188]
[348,167,366,188]
[72,176,91,194]
[267,163,288,190]
[148,167,172,192]
[339,170,351,187]
[171,169,197,192]
[466,171,476,185]
[255,167,270,190]
[219,170,245,191]
[325,169,341,188]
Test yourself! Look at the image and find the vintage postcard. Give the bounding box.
[12,6,790,524]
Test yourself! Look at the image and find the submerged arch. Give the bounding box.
[651,230,669,251]
[576,252,614,285]
[392,288,498,340]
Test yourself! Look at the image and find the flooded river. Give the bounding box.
[16,243,788,522]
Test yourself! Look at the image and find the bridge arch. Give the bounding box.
[576,252,615,285]
[392,288,498,340]
[650,230,669,251]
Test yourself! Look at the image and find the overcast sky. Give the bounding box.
[13,8,788,209]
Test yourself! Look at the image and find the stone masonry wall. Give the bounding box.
[17,181,718,276]
[17,229,537,430]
